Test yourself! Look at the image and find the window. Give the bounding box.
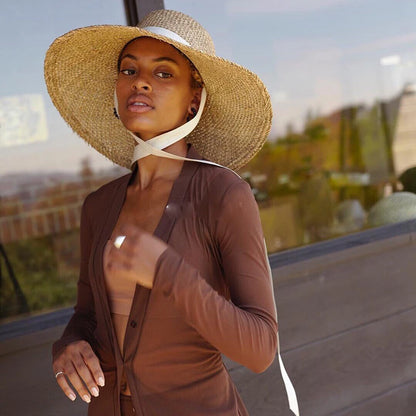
[2,0,416,322]
[0,0,127,321]
[166,0,416,252]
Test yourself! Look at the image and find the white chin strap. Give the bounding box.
[114,87,233,172]
[130,87,209,165]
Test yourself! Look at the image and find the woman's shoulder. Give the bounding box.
[194,163,253,204]
[193,164,260,235]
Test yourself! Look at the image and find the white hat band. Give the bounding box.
[141,26,190,46]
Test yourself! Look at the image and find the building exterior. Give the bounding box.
[1,1,416,415]
[393,84,416,176]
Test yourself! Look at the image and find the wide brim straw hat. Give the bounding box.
[44,9,272,170]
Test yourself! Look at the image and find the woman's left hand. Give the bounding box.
[104,224,168,289]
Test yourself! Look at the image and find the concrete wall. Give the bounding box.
[1,223,415,415]
[229,230,416,415]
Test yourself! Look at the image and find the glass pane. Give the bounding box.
[166,0,416,252]
[0,1,127,321]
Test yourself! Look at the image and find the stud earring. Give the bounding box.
[113,107,120,119]
[187,107,197,122]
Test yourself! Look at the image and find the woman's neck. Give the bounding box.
[132,139,188,190]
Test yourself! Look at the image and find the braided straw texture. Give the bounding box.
[44,10,272,170]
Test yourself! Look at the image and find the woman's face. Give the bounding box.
[116,37,200,141]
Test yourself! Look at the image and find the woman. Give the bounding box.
[45,9,296,416]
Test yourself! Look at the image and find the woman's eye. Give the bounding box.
[155,71,172,79]
[120,68,135,75]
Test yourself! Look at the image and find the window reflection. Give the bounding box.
[244,85,416,250]
[0,161,125,318]
[167,0,416,252]
[1,0,416,322]
[0,0,126,321]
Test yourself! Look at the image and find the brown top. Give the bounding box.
[53,147,278,416]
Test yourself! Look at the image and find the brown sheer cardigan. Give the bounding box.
[52,146,278,416]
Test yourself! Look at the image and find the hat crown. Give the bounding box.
[138,9,216,55]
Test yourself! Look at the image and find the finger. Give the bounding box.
[104,239,112,255]
[64,360,94,403]
[107,239,135,262]
[107,239,141,269]
[114,235,126,249]
[104,241,114,268]
[106,258,134,275]
[109,245,136,264]
[55,371,77,402]
[81,344,105,387]
[70,353,102,401]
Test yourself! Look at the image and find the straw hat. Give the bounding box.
[44,9,272,170]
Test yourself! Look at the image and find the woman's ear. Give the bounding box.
[187,88,202,118]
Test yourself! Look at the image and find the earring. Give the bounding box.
[187,107,197,122]
[113,107,120,119]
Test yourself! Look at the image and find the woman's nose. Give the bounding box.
[132,76,151,92]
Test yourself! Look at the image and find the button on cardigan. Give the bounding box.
[52,147,278,416]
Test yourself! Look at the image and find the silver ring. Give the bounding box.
[113,235,126,249]
[55,371,65,378]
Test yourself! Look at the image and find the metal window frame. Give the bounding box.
[124,0,165,26]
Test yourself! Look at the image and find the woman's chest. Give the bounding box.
[112,182,172,236]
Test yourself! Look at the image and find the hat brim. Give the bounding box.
[44,25,272,170]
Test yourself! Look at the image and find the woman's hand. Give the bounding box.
[52,340,105,403]
[104,224,168,289]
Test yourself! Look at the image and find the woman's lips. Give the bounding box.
[127,94,153,113]
[127,102,153,113]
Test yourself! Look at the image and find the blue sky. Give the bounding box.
[0,0,415,174]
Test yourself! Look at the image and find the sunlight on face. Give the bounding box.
[116,37,199,140]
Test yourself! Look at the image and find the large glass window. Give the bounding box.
[167,0,416,252]
[1,0,416,323]
[0,1,127,321]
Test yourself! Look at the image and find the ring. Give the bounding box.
[114,235,126,249]
[55,371,65,378]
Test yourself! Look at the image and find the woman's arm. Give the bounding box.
[52,195,104,403]
[153,179,278,373]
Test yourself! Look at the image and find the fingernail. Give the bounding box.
[83,394,91,403]
[91,387,99,397]
[98,377,105,387]
[69,393,76,402]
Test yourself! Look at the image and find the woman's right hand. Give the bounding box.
[52,340,105,403]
